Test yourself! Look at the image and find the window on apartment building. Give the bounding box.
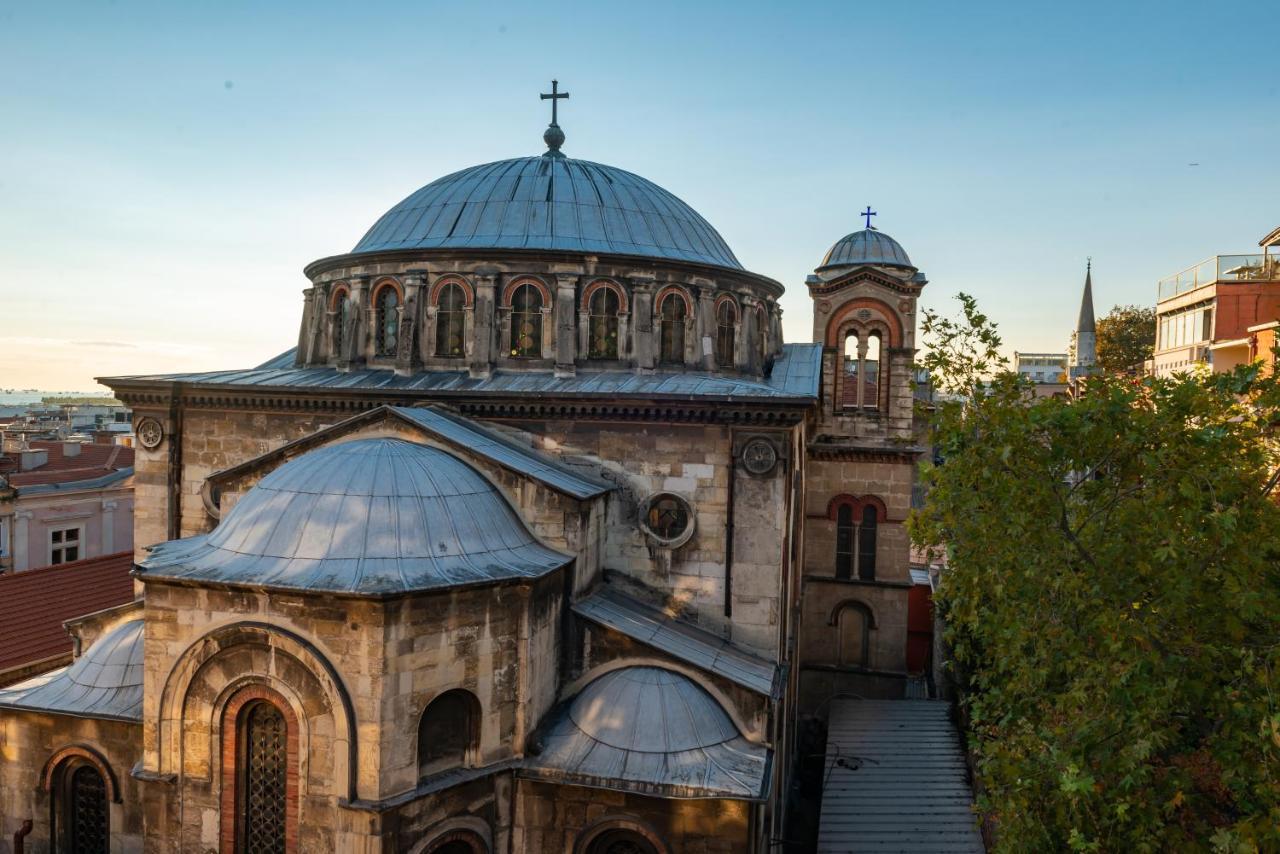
[50,527,81,565]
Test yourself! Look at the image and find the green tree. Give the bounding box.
[1096,304,1157,374]
[912,295,1280,852]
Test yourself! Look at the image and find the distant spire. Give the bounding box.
[540,79,570,157]
[1072,258,1097,374]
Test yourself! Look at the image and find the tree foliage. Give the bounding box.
[911,295,1280,852]
[1096,304,1157,375]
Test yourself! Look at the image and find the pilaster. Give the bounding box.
[470,271,496,378]
[554,274,578,377]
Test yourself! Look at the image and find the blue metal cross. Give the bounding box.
[540,79,569,126]
[861,206,877,229]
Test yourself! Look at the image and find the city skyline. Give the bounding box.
[2,0,1276,390]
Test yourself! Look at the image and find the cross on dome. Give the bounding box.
[861,206,877,229]
[540,79,570,155]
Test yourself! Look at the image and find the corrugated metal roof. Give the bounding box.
[574,587,778,696]
[352,155,743,271]
[0,619,144,722]
[139,438,571,596]
[0,553,136,678]
[819,228,914,270]
[818,699,984,853]
[525,666,770,800]
[103,343,823,402]
[392,406,611,500]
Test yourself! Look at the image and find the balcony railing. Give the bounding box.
[1158,254,1280,301]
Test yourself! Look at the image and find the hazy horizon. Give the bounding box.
[2,1,1276,391]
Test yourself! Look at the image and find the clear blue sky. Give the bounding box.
[2,1,1276,389]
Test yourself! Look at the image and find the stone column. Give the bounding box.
[618,311,630,361]
[577,303,590,358]
[344,276,369,369]
[743,296,762,375]
[771,301,784,356]
[629,276,656,372]
[554,274,578,376]
[470,271,496,378]
[396,272,425,375]
[296,286,316,366]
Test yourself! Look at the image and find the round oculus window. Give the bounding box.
[641,492,694,548]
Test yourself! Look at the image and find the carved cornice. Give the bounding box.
[806,267,922,298]
[806,441,924,462]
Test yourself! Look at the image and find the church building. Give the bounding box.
[0,86,928,854]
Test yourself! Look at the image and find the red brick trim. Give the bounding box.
[430,276,475,308]
[219,684,300,854]
[327,283,351,311]
[581,278,628,313]
[41,744,121,803]
[714,292,739,321]
[654,285,693,315]
[826,493,888,522]
[574,815,669,854]
[501,276,551,307]
[824,297,903,348]
[370,276,404,302]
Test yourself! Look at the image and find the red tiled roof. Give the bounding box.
[0,441,134,488]
[0,552,136,676]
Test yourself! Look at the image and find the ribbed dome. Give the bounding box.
[0,619,144,721]
[819,228,913,270]
[352,155,743,270]
[139,439,570,596]
[569,666,739,752]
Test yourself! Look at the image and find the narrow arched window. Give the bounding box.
[435,283,466,358]
[55,760,108,853]
[238,701,287,853]
[510,283,543,358]
[374,285,400,356]
[659,294,686,365]
[864,331,882,410]
[332,290,350,357]
[835,504,854,580]
[588,287,621,359]
[715,300,737,369]
[418,689,480,779]
[843,332,860,407]
[837,602,872,668]
[858,504,878,580]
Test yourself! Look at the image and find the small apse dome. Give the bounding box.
[818,228,914,272]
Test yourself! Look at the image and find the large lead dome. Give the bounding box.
[352,155,743,270]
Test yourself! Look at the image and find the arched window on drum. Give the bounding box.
[715,299,737,369]
[435,283,467,358]
[509,283,543,358]
[658,292,686,365]
[588,287,622,359]
[374,283,401,357]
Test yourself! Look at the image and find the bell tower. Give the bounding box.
[797,213,930,711]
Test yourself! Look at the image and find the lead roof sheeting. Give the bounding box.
[392,406,610,500]
[138,439,572,596]
[526,666,770,800]
[573,588,779,697]
[352,155,743,271]
[105,344,822,402]
[0,619,145,722]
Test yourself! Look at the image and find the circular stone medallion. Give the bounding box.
[136,417,164,450]
[741,438,779,476]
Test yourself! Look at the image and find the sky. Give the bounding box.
[1,0,1277,391]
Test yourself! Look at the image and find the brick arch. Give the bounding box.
[824,297,903,348]
[156,621,358,801]
[370,276,404,303]
[219,683,300,854]
[581,278,628,312]
[827,597,879,629]
[409,818,493,854]
[714,292,740,320]
[327,282,351,311]
[41,744,121,803]
[430,275,474,308]
[654,284,694,314]
[826,493,888,522]
[574,815,670,854]
[501,276,551,306]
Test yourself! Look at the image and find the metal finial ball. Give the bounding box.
[544,124,565,152]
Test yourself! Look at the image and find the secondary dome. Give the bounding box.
[569,666,738,752]
[352,155,743,270]
[819,228,913,271]
[0,618,144,721]
[139,438,570,596]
